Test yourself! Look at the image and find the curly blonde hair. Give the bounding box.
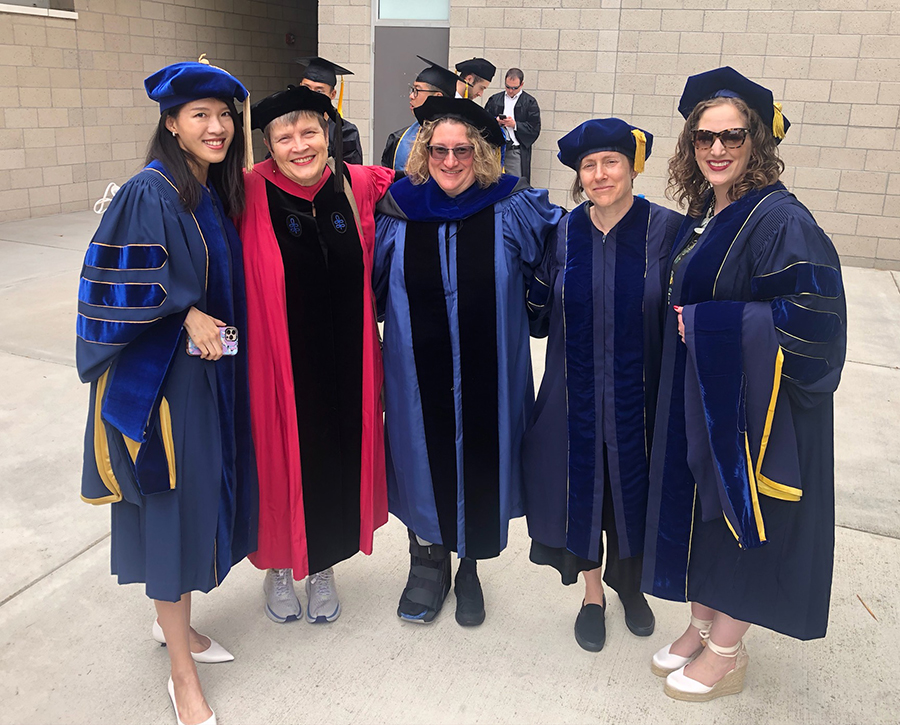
[667,96,784,217]
[406,118,502,188]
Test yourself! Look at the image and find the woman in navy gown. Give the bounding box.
[523,118,682,653]
[642,67,846,702]
[76,60,257,725]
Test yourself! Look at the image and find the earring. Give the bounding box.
[171,130,177,137]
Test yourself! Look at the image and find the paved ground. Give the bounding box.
[0,210,897,725]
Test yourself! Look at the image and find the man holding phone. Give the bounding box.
[485,68,541,182]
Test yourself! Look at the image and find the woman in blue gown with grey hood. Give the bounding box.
[76,60,257,725]
[643,67,845,703]
[375,97,562,627]
[523,119,682,653]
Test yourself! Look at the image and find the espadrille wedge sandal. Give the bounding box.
[664,639,749,702]
[650,615,713,677]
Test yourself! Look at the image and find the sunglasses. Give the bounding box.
[692,128,750,150]
[505,84,521,91]
[427,145,475,160]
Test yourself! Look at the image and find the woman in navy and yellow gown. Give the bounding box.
[523,119,682,653]
[642,67,846,702]
[76,61,257,725]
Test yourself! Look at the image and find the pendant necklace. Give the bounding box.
[693,201,715,235]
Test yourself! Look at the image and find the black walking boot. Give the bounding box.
[398,529,451,624]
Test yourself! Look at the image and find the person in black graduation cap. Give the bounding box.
[239,85,395,628]
[379,56,466,173]
[297,56,364,165]
[642,66,845,702]
[454,57,495,100]
[374,97,563,627]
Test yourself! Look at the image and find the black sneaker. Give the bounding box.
[620,592,655,636]
[398,530,451,624]
[454,558,485,626]
[574,597,606,652]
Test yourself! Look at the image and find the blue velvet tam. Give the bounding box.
[557,118,653,173]
[144,61,249,113]
[415,96,506,148]
[678,66,791,142]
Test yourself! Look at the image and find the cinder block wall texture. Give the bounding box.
[0,0,317,223]
[322,0,900,269]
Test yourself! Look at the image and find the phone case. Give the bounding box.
[186,326,238,356]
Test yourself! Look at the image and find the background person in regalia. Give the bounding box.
[76,60,258,725]
[523,118,683,654]
[643,67,846,702]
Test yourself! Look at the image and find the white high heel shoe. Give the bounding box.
[167,677,216,725]
[650,615,712,677]
[664,639,749,702]
[153,620,234,664]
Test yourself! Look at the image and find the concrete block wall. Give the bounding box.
[318,0,373,162]
[320,0,900,269]
[0,0,317,223]
[446,0,900,269]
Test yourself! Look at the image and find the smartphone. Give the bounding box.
[186,326,238,356]
[498,114,507,120]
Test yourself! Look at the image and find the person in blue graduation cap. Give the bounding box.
[297,56,364,165]
[642,67,846,702]
[374,96,564,626]
[380,56,467,173]
[523,119,684,653]
[454,57,496,100]
[76,58,258,725]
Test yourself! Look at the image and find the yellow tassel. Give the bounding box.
[773,102,786,141]
[198,53,209,65]
[631,129,646,174]
[464,82,468,99]
[243,93,254,173]
[337,77,345,117]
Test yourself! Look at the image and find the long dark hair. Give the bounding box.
[145,97,245,217]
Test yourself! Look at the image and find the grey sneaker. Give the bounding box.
[263,568,301,623]
[305,567,341,623]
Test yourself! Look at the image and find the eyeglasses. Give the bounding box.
[408,84,439,99]
[505,84,521,91]
[427,145,475,160]
[691,128,750,150]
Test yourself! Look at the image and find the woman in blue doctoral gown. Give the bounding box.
[642,67,846,702]
[524,119,682,653]
[76,61,257,725]
[375,96,562,627]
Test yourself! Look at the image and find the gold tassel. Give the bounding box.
[337,76,345,116]
[243,93,254,173]
[631,129,646,174]
[773,102,786,141]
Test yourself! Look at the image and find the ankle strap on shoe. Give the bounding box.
[707,639,742,658]
[690,615,714,641]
